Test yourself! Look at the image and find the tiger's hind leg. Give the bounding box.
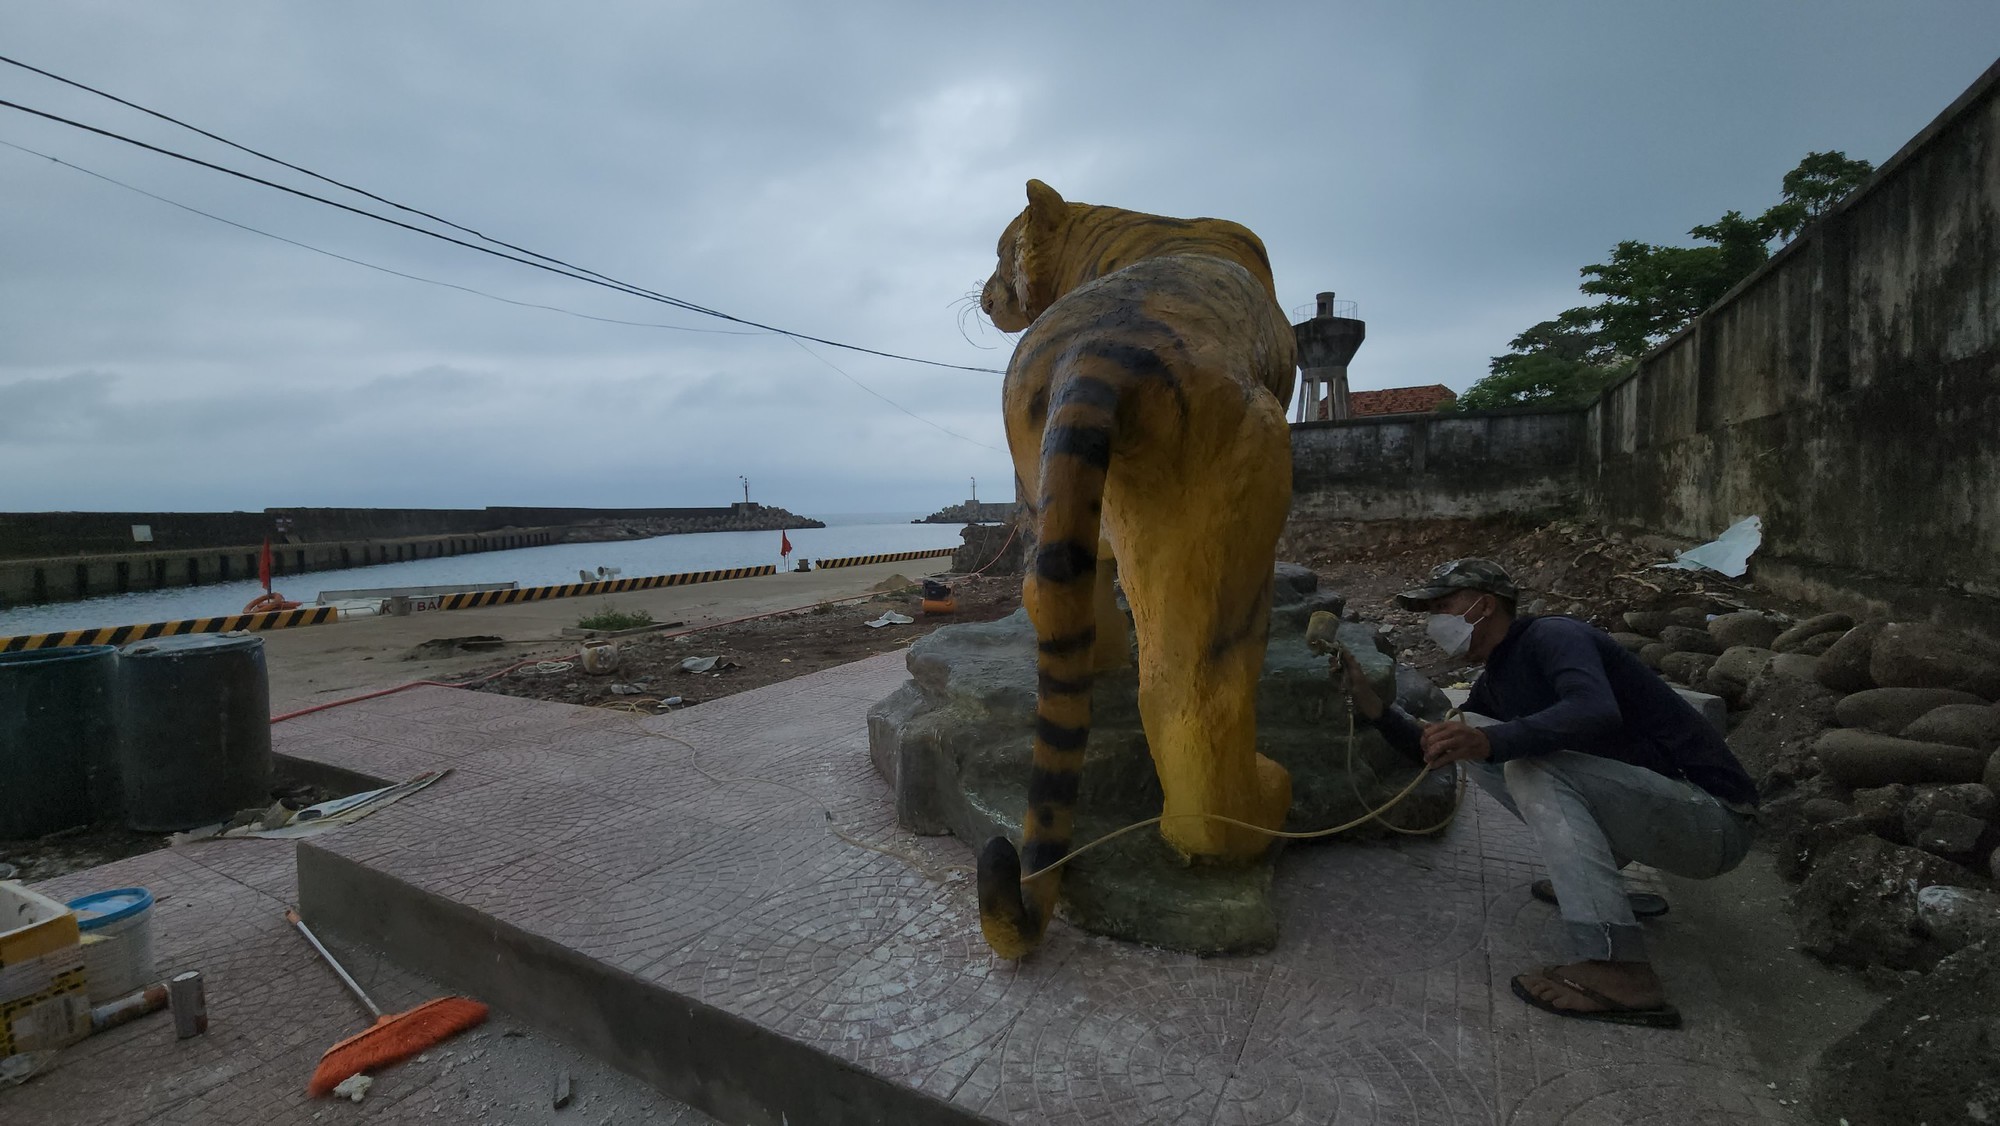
[1109,408,1293,861]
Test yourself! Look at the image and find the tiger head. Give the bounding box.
[980,179,1280,335]
[980,179,1074,333]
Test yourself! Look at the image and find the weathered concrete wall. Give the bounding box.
[1582,57,2000,617]
[1290,408,1583,521]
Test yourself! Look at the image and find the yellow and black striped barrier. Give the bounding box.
[813,548,957,570]
[435,564,777,610]
[0,605,340,653]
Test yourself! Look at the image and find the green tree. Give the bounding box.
[1452,314,1630,412]
[1757,150,1875,243]
[1459,151,1875,411]
[1580,209,1773,357]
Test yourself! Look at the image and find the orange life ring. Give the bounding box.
[243,591,301,614]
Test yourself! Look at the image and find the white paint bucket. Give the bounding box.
[68,888,157,1003]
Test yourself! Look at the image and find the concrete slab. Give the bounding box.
[280,663,1796,1125]
[7,839,714,1124]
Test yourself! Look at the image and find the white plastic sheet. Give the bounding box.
[1657,515,1762,578]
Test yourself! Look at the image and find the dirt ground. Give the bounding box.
[474,514,1813,714]
[471,573,1025,713]
[0,776,331,883]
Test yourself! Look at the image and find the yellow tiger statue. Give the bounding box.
[975,179,1298,959]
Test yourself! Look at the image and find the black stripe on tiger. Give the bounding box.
[1034,540,1095,583]
[1038,670,1090,696]
[1027,763,1083,808]
[1052,374,1120,413]
[1034,716,1089,753]
[1037,629,1095,656]
[1020,836,1070,875]
[1058,332,1189,419]
[1044,425,1111,469]
[1065,339,1177,389]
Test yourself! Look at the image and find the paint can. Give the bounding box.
[168,971,207,1038]
[66,888,156,1004]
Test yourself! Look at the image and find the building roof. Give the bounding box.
[1320,384,1459,418]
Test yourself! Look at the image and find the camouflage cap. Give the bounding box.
[1394,558,1518,611]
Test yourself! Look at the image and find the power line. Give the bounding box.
[0,137,760,335]
[783,336,1005,453]
[0,76,1006,375]
[0,135,1005,451]
[0,53,633,288]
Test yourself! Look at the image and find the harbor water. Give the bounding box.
[0,514,973,637]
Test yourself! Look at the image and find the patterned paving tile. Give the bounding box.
[13,846,710,1125]
[30,655,1798,1125]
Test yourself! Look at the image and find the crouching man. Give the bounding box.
[1335,558,1758,1029]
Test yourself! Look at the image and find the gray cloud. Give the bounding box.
[1,2,1994,514]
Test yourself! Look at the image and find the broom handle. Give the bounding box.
[286,909,383,1020]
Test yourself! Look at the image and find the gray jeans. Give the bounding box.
[1464,749,1754,962]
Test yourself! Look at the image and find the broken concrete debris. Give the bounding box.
[332,1073,372,1102]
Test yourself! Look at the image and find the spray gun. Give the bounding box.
[1306,610,1363,703]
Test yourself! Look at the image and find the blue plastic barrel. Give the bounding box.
[0,645,119,838]
[117,633,273,832]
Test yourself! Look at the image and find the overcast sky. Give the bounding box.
[2,4,1994,516]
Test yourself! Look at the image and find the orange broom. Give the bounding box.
[285,909,489,1097]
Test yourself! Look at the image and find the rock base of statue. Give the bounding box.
[866,564,1457,955]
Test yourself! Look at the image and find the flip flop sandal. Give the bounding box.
[1531,878,1669,918]
[1510,967,1683,1029]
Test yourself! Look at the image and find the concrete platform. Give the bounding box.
[258,659,1795,1125]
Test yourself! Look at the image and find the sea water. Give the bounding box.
[0,514,970,636]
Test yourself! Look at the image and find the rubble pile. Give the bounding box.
[1699,615,2000,972]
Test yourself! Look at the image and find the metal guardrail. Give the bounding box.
[317,581,517,602]
[1290,299,1359,322]
[0,605,341,652]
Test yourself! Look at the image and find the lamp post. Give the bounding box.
[739,476,750,506]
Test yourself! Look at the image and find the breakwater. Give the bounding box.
[0,503,823,608]
[913,500,1015,524]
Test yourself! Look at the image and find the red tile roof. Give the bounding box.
[1317,384,1458,418]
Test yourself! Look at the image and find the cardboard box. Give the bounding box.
[0,881,92,1058]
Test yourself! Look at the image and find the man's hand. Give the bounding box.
[1329,646,1384,722]
[1418,720,1490,768]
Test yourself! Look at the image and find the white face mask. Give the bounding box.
[1425,603,1488,658]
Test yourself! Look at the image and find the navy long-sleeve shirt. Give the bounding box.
[1371,615,1758,807]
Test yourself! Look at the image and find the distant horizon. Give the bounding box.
[0,499,1006,518]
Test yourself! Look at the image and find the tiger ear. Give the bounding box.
[1024,179,1066,230]
[1017,180,1068,319]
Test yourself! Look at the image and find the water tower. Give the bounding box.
[1291,291,1366,422]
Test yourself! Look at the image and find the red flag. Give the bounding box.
[259,537,273,591]
[780,529,793,557]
